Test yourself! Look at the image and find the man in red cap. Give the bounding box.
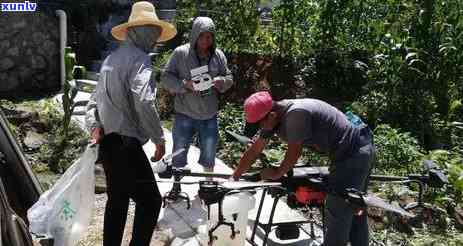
[231,91,375,246]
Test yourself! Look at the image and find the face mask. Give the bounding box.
[126,25,161,53]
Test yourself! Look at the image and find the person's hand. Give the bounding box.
[152,143,165,162]
[183,79,195,91]
[91,127,103,144]
[260,168,281,180]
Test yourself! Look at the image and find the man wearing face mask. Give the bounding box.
[161,17,233,196]
[85,2,177,245]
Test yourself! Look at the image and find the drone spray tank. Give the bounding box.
[198,180,256,246]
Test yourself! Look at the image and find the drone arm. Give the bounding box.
[232,137,269,179]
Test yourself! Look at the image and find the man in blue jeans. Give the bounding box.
[231,91,375,246]
[161,17,233,195]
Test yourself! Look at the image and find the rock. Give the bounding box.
[152,228,175,246]
[23,131,47,150]
[94,164,107,194]
[41,40,56,55]
[0,40,10,50]
[34,73,46,81]
[0,73,8,88]
[6,74,20,91]
[0,58,14,71]
[171,237,200,246]
[6,47,19,56]
[18,66,31,81]
[4,108,39,126]
[32,32,46,44]
[31,55,46,70]
[0,73,19,91]
[12,20,26,29]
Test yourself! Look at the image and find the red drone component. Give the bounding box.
[295,186,327,205]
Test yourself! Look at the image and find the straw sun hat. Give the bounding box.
[111,1,177,42]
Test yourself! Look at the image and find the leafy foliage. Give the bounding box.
[152,51,175,119]
[217,103,247,167]
[175,0,463,149]
[173,0,260,53]
[49,47,84,173]
[167,2,463,242]
[373,124,424,175]
[1,99,88,187]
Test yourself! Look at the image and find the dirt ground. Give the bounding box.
[77,194,172,246]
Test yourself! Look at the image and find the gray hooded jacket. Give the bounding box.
[85,26,164,144]
[161,17,233,120]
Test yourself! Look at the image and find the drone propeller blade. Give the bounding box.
[422,160,449,187]
[226,130,253,145]
[167,148,186,160]
[146,180,199,185]
[363,193,415,218]
[150,148,185,163]
[423,160,438,170]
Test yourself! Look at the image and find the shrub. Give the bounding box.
[373,124,424,175]
[153,51,175,120]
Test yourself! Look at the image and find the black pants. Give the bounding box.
[99,133,162,246]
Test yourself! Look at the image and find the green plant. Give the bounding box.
[373,124,424,175]
[174,0,260,54]
[153,51,175,119]
[216,103,247,167]
[49,47,85,173]
[62,47,81,137]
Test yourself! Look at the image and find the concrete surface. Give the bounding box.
[60,92,322,246]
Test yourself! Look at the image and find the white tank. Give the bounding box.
[202,192,256,246]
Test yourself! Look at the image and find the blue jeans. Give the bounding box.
[172,113,218,168]
[324,128,375,246]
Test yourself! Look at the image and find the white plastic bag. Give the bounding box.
[28,145,97,246]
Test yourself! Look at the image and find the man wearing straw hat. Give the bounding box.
[85,2,176,245]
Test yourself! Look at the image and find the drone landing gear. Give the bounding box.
[162,177,191,209]
[198,181,240,246]
[247,187,325,246]
[206,199,238,246]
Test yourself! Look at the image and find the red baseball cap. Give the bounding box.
[244,91,273,123]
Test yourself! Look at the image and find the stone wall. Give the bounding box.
[0,10,60,97]
[0,0,177,98]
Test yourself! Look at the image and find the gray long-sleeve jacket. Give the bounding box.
[161,17,233,120]
[85,42,164,144]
